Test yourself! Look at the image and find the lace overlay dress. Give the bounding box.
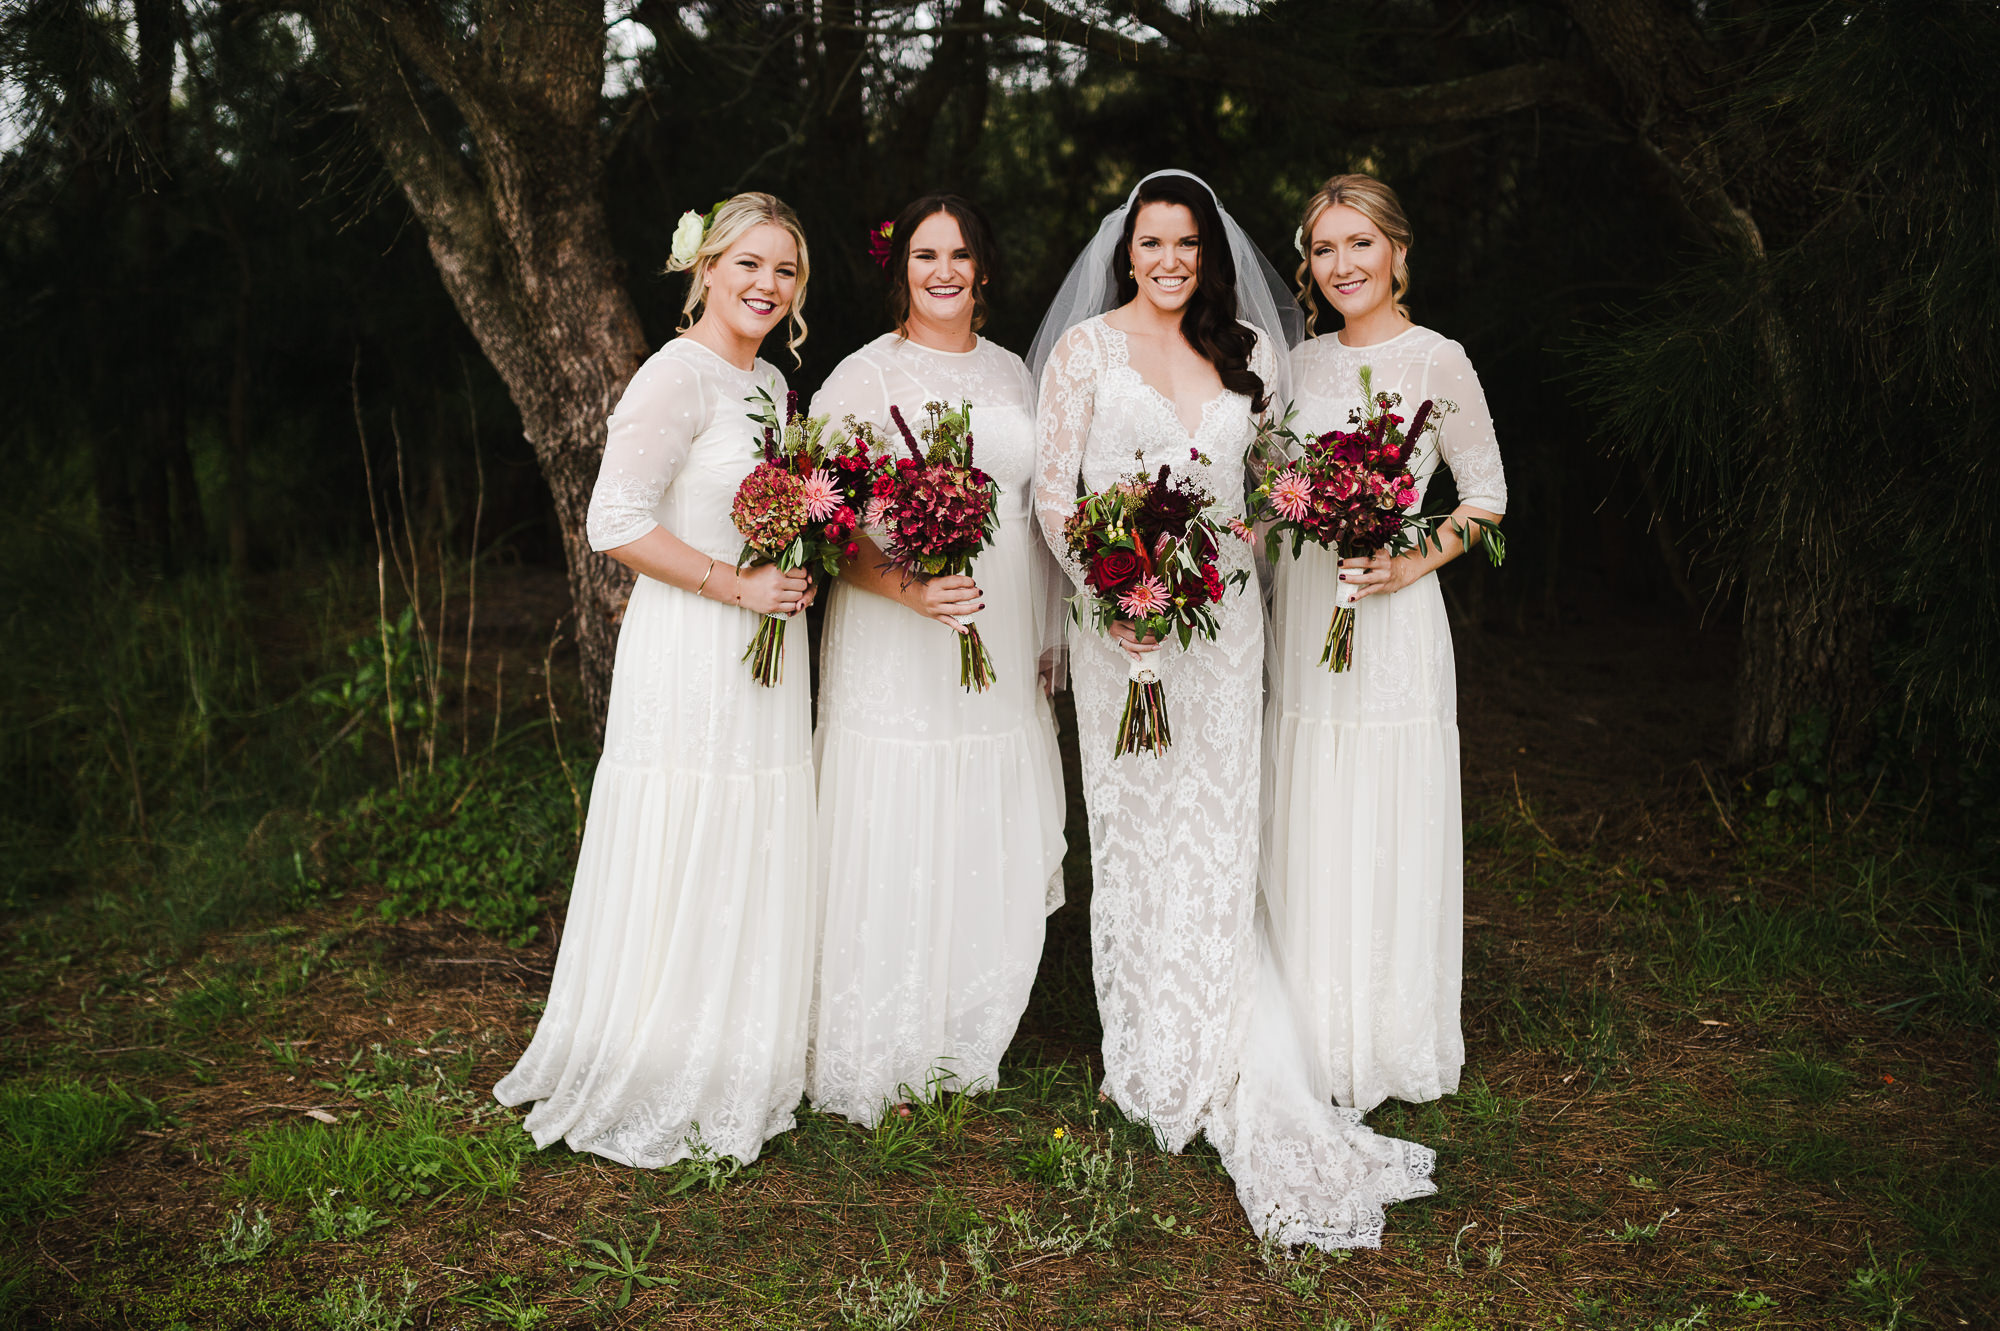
[806,334,1067,1127]
[1036,315,1435,1248]
[1262,326,1508,1113]
[494,339,815,1167]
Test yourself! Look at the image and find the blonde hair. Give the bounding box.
[1295,173,1413,336]
[667,192,810,364]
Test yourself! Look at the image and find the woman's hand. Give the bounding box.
[1340,551,1417,601]
[900,573,983,633]
[1109,620,1161,661]
[734,563,815,617]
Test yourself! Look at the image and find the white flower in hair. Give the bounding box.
[1293,225,1305,258]
[671,210,706,267]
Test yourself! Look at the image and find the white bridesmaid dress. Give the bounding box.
[494,338,816,1167]
[806,332,1067,1127]
[1261,325,1509,1113]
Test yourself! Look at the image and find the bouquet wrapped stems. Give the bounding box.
[1115,657,1171,757]
[743,607,792,686]
[1321,559,1363,672]
[957,617,996,692]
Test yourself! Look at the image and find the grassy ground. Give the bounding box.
[1,562,1993,1329]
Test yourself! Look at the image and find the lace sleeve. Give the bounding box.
[586,347,705,551]
[1034,323,1099,589]
[1429,339,1508,515]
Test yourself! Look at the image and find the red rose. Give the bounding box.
[1088,550,1141,591]
[845,541,859,558]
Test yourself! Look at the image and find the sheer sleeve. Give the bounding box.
[1034,323,1100,590]
[586,347,706,552]
[1428,339,1508,515]
[810,349,890,433]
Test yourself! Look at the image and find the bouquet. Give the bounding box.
[1062,452,1251,757]
[1251,366,1503,671]
[729,387,876,685]
[873,400,1003,691]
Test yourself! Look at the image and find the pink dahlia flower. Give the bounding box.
[1118,576,1171,618]
[800,468,843,522]
[1270,472,1314,523]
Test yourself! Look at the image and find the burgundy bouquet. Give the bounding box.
[729,387,875,685]
[1062,453,1250,756]
[1252,367,1502,671]
[873,400,1003,691]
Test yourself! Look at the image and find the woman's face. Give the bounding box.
[1309,203,1402,324]
[904,211,978,332]
[701,222,800,343]
[1128,201,1202,315]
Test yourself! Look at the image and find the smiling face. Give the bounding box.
[1309,203,1403,326]
[902,210,979,336]
[700,222,800,344]
[1127,201,1202,315]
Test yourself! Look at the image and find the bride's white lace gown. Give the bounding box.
[1036,315,1434,1248]
[806,333,1067,1127]
[1262,326,1508,1113]
[494,339,815,1167]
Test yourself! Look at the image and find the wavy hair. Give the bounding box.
[1112,174,1267,413]
[883,194,1001,335]
[666,192,811,364]
[1295,173,1412,336]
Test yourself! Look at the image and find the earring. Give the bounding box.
[1128,266,1135,278]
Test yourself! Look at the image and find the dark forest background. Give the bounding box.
[4,5,1999,1326]
[6,0,1995,758]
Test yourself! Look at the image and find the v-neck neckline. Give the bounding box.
[1100,319,1233,440]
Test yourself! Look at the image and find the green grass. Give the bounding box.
[231,1094,531,1210]
[0,1077,156,1224]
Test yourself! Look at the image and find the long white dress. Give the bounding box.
[806,333,1067,1127]
[1035,315,1435,1249]
[494,339,815,1167]
[1262,326,1509,1113]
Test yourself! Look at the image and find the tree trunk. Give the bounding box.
[304,0,648,732]
[1733,546,1876,767]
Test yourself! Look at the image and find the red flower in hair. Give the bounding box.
[868,220,896,269]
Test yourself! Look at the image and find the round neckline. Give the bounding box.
[675,334,762,375]
[1330,323,1423,351]
[890,331,983,358]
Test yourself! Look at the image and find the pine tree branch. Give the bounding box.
[1003,0,1608,128]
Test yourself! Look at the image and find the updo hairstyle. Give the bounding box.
[883,194,1002,335]
[1295,173,1413,335]
[666,191,811,362]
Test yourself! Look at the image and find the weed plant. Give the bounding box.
[326,750,585,945]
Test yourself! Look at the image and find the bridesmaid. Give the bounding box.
[495,193,820,1167]
[1260,173,1508,1114]
[807,195,1067,1126]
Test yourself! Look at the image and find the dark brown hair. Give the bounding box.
[884,194,1002,335]
[1113,175,1267,412]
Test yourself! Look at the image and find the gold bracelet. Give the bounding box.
[695,557,717,598]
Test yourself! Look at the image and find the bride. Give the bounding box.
[1031,169,1435,1249]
